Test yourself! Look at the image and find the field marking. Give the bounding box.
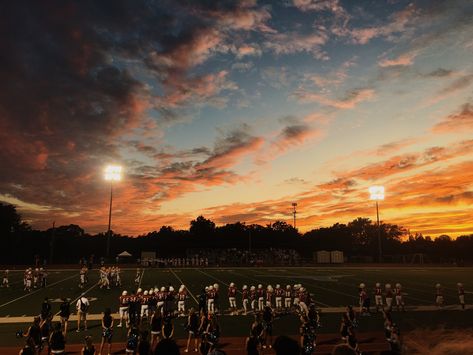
[168,268,198,305]
[138,268,145,290]
[0,273,77,309]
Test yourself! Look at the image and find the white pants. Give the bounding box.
[208,299,215,314]
[299,301,308,315]
[157,301,164,312]
[243,299,249,313]
[375,295,383,306]
[266,300,272,307]
[436,296,444,305]
[258,297,264,311]
[251,299,256,310]
[459,295,465,304]
[275,297,282,309]
[229,297,236,308]
[293,297,300,306]
[396,296,404,306]
[178,300,185,312]
[119,307,129,319]
[285,298,292,308]
[141,305,149,318]
[386,297,393,308]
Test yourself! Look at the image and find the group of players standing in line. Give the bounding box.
[0,268,48,291]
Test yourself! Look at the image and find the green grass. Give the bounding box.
[1,266,472,347]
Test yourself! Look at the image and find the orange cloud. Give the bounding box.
[432,103,473,133]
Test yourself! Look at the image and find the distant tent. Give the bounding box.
[117,251,132,257]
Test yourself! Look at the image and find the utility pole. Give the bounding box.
[292,203,297,229]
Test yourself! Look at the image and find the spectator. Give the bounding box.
[19,336,36,355]
[99,308,114,355]
[272,335,300,355]
[150,308,163,348]
[154,339,180,355]
[41,297,52,321]
[21,317,41,352]
[245,335,259,355]
[81,335,95,355]
[126,326,140,354]
[59,297,70,335]
[185,308,199,353]
[138,330,151,355]
[76,294,90,332]
[49,322,66,354]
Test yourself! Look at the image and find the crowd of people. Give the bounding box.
[11,266,469,355]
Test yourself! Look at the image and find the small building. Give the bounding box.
[330,250,344,264]
[315,250,331,264]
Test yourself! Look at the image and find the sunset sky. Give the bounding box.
[1,0,472,237]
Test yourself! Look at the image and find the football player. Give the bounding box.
[274,284,283,311]
[435,283,444,308]
[157,287,166,313]
[293,284,301,307]
[257,284,265,311]
[374,283,384,312]
[242,285,249,315]
[79,267,87,289]
[394,283,405,312]
[228,282,237,315]
[118,290,130,328]
[385,284,393,311]
[284,285,292,310]
[141,290,150,321]
[207,285,216,314]
[2,269,9,288]
[250,286,257,312]
[457,283,465,310]
[178,285,188,316]
[266,285,273,308]
[299,287,309,316]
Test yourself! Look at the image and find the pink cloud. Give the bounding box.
[432,103,473,133]
[378,52,417,67]
[292,88,375,109]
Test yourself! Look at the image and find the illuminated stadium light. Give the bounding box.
[369,185,385,201]
[104,165,122,258]
[369,185,384,262]
[104,165,122,181]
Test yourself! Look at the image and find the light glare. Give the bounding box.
[104,165,122,181]
[369,185,385,200]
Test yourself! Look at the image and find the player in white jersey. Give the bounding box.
[274,284,283,311]
[2,270,9,287]
[374,283,383,312]
[284,285,292,310]
[394,283,405,311]
[177,285,188,316]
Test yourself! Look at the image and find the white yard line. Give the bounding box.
[138,268,145,290]
[168,268,198,305]
[0,274,77,309]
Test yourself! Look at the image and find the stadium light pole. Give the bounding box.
[292,202,298,229]
[369,186,384,263]
[104,165,122,258]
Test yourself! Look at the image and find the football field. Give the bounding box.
[0,266,472,350]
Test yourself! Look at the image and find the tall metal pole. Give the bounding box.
[106,182,113,258]
[376,201,382,263]
[292,203,297,229]
[49,221,55,264]
[248,229,252,254]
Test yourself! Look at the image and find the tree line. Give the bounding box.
[1,203,472,264]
